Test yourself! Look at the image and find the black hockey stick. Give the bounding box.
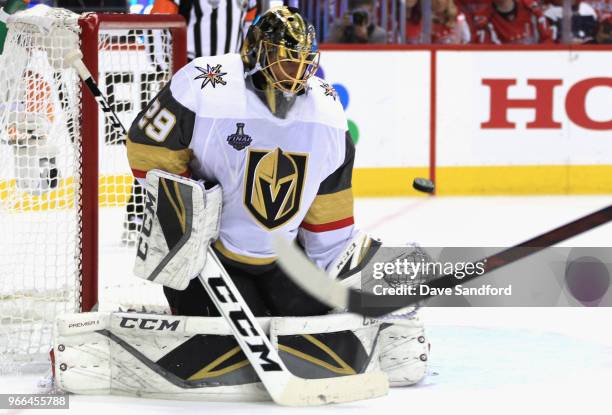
[64,50,127,136]
[274,204,612,318]
[65,49,144,244]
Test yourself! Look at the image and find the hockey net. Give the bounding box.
[0,6,186,372]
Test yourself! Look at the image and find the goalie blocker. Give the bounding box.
[133,169,222,291]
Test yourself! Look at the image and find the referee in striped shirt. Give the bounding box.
[153,0,260,59]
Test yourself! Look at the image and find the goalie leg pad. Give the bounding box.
[270,313,382,379]
[133,169,222,290]
[378,311,429,386]
[54,312,385,400]
[54,312,269,401]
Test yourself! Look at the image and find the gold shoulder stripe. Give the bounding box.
[127,136,192,176]
[213,239,277,266]
[303,188,354,226]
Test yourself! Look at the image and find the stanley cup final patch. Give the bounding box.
[243,148,308,230]
[227,123,252,150]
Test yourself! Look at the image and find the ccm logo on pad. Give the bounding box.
[119,317,180,331]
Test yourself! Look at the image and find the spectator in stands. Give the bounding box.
[326,0,387,43]
[404,0,471,44]
[582,0,611,42]
[405,0,423,43]
[489,0,553,43]
[584,0,612,18]
[543,0,599,43]
[596,15,611,42]
[456,0,494,43]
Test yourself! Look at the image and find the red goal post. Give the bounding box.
[0,7,186,368]
[78,13,187,313]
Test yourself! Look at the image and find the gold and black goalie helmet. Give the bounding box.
[242,6,320,95]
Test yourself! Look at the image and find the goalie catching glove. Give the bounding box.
[133,169,222,290]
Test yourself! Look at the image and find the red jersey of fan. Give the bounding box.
[405,13,471,44]
[489,0,553,43]
[456,0,494,42]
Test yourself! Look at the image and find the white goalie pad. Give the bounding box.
[53,312,269,401]
[269,313,383,378]
[53,312,383,401]
[133,169,222,290]
[378,311,429,386]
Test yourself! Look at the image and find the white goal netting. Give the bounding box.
[0,5,181,372]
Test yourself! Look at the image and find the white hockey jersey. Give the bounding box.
[127,54,357,270]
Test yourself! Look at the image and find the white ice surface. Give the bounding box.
[1,195,611,415]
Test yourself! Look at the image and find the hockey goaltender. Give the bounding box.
[52,6,429,404]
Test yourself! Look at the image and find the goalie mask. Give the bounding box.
[241,6,320,118]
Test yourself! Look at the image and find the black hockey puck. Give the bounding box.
[412,178,435,194]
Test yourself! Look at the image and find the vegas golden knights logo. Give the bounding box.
[244,148,308,229]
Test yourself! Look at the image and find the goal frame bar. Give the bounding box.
[78,13,187,312]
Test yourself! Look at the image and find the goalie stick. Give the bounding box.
[64,50,127,136]
[65,48,145,244]
[198,247,388,406]
[273,204,612,318]
[65,50,388,405]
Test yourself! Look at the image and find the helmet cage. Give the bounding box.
[255,40,320,94]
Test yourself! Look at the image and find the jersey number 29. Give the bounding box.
[137,98,176,143]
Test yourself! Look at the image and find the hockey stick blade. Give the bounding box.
[199,247,388,406]
[275,372,389,406]
[274,204,612,317]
